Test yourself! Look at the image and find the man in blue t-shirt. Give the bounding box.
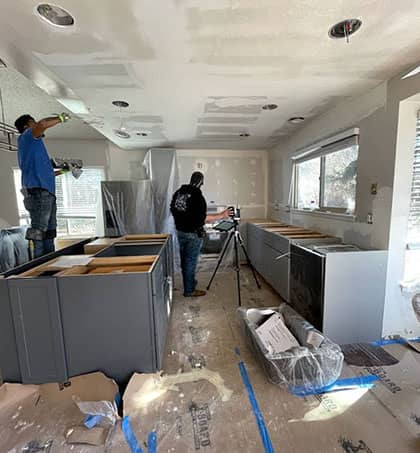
[15,113,70,258]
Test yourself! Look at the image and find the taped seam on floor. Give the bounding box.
[122,416,144,453]
[289,375,379,397]
[236,348,274,453]
[371,337,420,346]
[147,431,157,453]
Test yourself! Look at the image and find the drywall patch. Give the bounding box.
[197,125,249,137]
[194,159,209,173]
[198,116,258,124]
[204,96,266,114]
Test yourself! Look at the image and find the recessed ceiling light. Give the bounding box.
[112,100,129,108]
[329,19,362,41]
[262,104,278,111]
[239,133,250,137]
[36,4,75,27]
[114,129,131,139]
[288,117,305,124]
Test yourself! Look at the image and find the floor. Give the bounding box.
[1,262,420,452]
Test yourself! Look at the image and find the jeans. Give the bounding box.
[22,188,57,259]
[177,230,203,296]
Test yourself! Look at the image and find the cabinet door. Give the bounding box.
[0,280,21,381]
[8,279,67,384]
[152,256,169,369]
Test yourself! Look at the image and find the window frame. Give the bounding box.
[13,166,106,238]
[291,130,359,216]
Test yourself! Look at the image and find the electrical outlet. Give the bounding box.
[371,183,378,195]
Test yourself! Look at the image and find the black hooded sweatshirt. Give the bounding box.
[170,184,207,233]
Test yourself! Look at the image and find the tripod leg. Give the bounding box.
[206,231,233,291]
[234,232,242,307]
[238,233,262,289]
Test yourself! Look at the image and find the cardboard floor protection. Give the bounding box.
[1,263,419,452]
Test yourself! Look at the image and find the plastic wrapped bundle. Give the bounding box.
[0,226,29,272]
[238,303,343,392]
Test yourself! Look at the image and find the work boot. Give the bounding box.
[184,290,207,297]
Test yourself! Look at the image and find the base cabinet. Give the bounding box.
[1,236,173,385]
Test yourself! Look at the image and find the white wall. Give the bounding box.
[268,69,420,337]
[268,83,391,249]
[177,149,268,219]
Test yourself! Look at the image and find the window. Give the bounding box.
[293,135,359,214]
[13,167,105,237]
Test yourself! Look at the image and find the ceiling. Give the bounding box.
[0,66,103,140]
[1,0,420,150]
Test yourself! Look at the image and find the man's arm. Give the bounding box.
[32,113,70,138]
[205,208,231,223]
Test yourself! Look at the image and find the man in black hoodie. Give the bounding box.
[171,172,230,297]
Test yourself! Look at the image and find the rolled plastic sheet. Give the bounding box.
[0,226,29,272]
[238,303,344,391]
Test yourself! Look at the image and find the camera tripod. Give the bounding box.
[206,218,261,306]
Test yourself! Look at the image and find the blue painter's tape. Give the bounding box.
[371,337,420,346]
[238,360,274,453]
[122,416,144,453]
[115,392,122,408]
[147,431,157,453]
[84,414,103,429]
[289,375,379,397]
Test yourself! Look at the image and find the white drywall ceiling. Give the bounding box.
[0,67,103,140]
[1,0,420,149]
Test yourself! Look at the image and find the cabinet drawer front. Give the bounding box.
[263,231,289,253]
[8,279,67,384]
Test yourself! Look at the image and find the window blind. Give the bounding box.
[408,117,420,243]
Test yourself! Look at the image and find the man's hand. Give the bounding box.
[57,112,71,123]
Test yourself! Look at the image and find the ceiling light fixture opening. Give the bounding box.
[114,129,131,139]
[288,117,305,124]
[239,133,250,137]
[262,104,278,111]
[329,19,362,42]
[36,4,75,27]
[112,100,129,108]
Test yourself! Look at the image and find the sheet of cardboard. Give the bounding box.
[0,372,118,452]
[350,343,420,437]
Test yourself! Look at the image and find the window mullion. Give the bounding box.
[319,156,326,209]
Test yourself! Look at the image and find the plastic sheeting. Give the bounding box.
[0,226,29,273]
[101,180,155,237]
[238,304,344,391]
[143,149,181,268]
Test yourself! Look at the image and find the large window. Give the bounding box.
[294,135,359,214]
[14,167,105,237]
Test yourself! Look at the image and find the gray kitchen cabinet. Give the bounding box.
[57,239,173,385]
[1,236,173,386]
[57,272,156,385]
[8,278,67,384]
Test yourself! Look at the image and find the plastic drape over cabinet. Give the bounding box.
[238,303,344,391]
[101,180,155,237]
[0,226,29,272]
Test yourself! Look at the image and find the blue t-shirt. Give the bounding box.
[17,129,55,194]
